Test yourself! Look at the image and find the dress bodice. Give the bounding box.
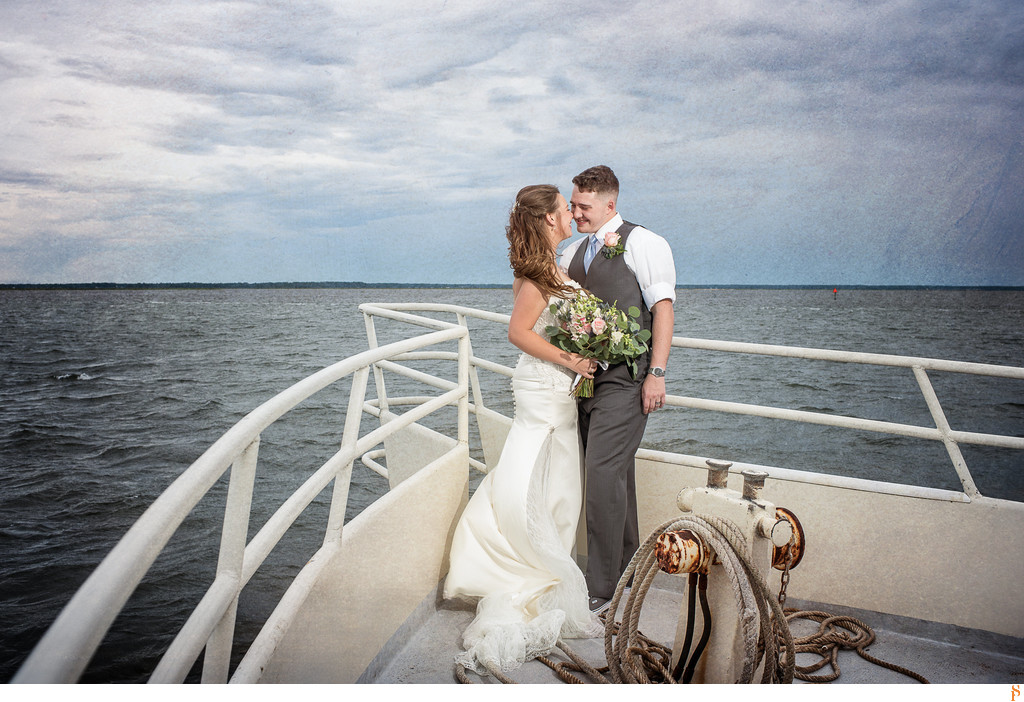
[532,296,559,337]
[515,280,579,389]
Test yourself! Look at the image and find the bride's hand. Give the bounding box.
[570,355,597,378]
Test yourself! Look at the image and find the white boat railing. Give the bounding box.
[14,323,472,684]
[14,301,1023,683]
[359,302,1024,501]
[663,336,1024,500]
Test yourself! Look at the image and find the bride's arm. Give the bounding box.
[509,278,595,378]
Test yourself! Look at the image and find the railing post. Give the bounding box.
[201,436,260,683]
[457,327,470,447]
[325,367,370,544]
[457,312,485,411]
[364,311,390,415]
[913,366,980,498]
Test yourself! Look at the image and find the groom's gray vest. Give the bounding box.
[568,220,650,598]
[567,221,652,385]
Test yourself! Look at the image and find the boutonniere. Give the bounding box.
[602,231,625,258]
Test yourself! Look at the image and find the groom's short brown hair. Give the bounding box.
[573,165,619,197]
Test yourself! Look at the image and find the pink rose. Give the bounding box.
[604,232,620,247]
[592,317,607,334]
[583,323,592,334]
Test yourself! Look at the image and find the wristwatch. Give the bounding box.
[648,367,666,378]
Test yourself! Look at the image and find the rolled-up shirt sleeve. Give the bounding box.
[626,228,676,308]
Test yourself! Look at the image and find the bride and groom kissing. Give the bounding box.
[443,165,677,677]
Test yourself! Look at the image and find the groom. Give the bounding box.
[561,165,676,612]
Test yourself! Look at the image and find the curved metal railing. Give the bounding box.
[15,322,472,683]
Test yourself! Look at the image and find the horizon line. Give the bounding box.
[2,282,1022,291]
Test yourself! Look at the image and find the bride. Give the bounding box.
[443,184,603,676]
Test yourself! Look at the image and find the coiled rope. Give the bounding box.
[455,514,928,684]
[604,514,796,683]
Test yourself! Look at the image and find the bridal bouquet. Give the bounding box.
[545,289,652,397]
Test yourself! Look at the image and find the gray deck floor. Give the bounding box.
[369,574,1024,685]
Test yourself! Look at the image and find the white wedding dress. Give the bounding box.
[443,288,601,676]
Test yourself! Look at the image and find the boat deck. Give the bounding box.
[366,573,1024,685]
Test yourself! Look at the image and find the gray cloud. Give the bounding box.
[0,0,1021,285]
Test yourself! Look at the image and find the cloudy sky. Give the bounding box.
[1,0,1022,286]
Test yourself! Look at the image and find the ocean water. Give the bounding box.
[1,287,1022,682]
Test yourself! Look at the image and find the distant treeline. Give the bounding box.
[0,282,1021,291]
[0,281,509,290]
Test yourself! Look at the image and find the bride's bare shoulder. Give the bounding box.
[512,275,536,296]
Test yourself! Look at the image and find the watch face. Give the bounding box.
[650,367,665,377]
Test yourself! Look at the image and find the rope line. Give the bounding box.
[454,515,926,685]
[785,610,929,684]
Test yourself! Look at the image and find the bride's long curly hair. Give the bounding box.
[506,185,574,301]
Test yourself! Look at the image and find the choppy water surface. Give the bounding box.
[1,287,1021,681]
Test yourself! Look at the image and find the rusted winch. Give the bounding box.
[656,529,712,574]
[658,504,804,577]
[656,460,808,684]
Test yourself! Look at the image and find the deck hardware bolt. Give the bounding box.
[677,487,695,513]
[741,469,769,500]
[758,515,794,547]
[705,459,732,488]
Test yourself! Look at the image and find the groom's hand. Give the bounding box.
[642,374,666,414]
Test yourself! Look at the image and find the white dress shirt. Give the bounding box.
[559,213,676,308]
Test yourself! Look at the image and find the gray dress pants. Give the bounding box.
[577,362,647,600]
